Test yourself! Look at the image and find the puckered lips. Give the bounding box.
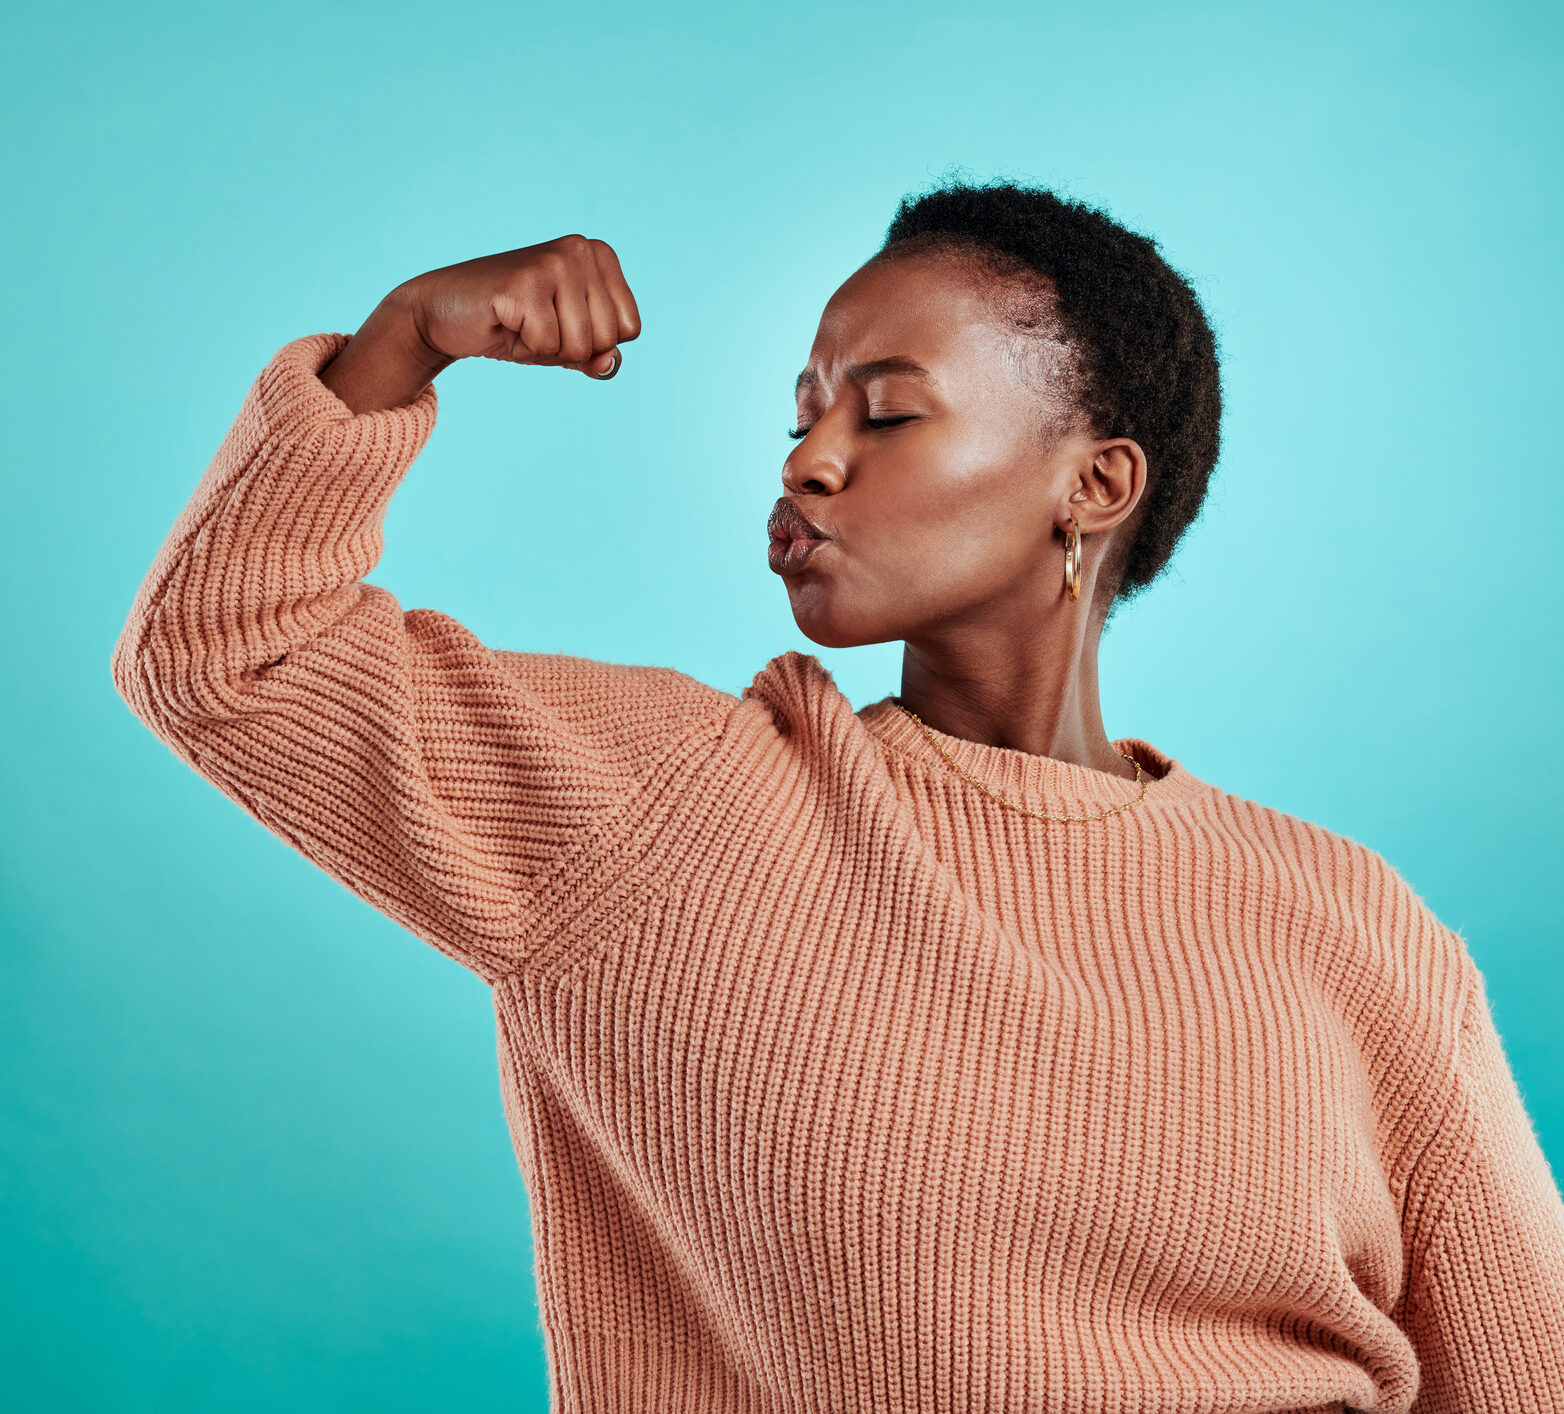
[767,498,833,576]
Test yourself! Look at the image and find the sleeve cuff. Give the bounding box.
[256,331,440,441]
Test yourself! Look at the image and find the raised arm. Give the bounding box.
[111,237,735,983]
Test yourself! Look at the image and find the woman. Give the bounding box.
[112,179,1564,1413]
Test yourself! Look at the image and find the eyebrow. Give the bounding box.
[794,355,933,396]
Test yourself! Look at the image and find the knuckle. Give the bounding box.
[536,249,568,278]
[503,274,541,308]
[557,232,590,257]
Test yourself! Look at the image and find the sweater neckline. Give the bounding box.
[856,695,1210,814]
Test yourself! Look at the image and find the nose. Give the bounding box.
[781,429,847,497]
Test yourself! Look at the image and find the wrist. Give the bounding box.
[379,279,455,379]
[319,285,452,414]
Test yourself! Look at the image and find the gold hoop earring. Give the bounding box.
[1064,515,1082,601]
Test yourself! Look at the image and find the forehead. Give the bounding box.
[799,254,1018,389]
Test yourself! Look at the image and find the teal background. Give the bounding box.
[4,0,1561,1407]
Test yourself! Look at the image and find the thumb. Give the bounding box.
[568,347,622,380]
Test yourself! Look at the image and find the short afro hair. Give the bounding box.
[875,175,1222,623]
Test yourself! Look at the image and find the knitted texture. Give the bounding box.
[112,333,1564,1414]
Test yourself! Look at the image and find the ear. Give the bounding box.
[1065,438,1146,533]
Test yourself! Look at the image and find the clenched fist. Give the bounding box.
[321,234,643,414]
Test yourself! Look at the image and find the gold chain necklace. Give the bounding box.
[894,700,1150,824]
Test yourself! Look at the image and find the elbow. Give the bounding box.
[110,603,192,736]
[110,613,157,729]
[110,602,272,734]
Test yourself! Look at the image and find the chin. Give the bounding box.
[786,591,897,651]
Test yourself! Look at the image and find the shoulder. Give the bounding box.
[1187,784,1468,1049]
[477,644,740,775]
[738,648,843,717]
[475,646,850,778]
[733,649,883,767]
[1207,785,1458,939]
[491,647,739,717]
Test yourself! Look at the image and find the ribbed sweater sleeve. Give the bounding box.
[1401,938,1564,1411]
[110,333,734,982]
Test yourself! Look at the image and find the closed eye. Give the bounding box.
[786,415,918,440]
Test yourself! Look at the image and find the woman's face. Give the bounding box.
[770,253,1104,650]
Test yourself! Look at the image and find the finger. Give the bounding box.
[589,239,642,343]
[583,272,621,361]
[561,347,621,379]
[513,301,561,361]
[553,284,595,365]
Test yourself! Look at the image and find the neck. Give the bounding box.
[896,605,1138,782]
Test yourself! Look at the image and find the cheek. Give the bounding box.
[868,428,1043,582]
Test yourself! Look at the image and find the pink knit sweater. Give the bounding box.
[112,333,1564,1413]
